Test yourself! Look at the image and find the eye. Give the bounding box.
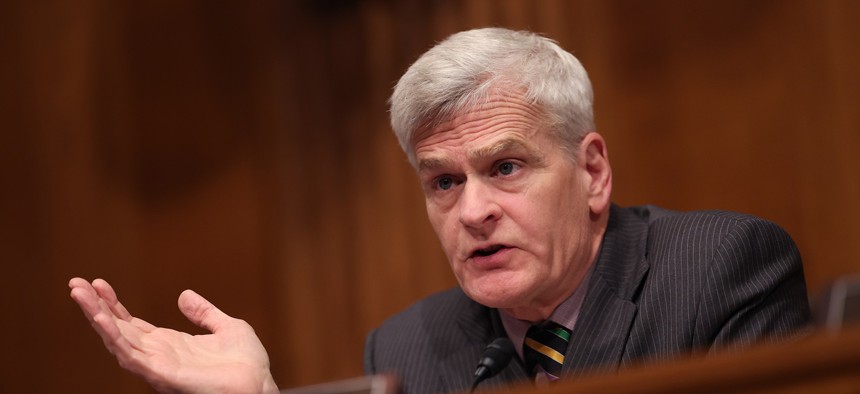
[436,176,454,190]
[496,161,520,176]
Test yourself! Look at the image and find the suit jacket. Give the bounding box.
[363,205,811,394]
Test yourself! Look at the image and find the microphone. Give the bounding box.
[470,337,515,393]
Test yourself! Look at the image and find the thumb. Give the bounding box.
[177,289,233,333]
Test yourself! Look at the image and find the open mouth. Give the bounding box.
[472,245,506,257]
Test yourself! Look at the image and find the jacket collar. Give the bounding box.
[438,296,529,392]
[562,204,651,376]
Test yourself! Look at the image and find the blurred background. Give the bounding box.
[1,0,858,392]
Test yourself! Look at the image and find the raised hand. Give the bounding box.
[69,278,278,394]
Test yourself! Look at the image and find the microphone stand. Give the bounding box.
[470,338,515,393]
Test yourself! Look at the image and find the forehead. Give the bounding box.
[412,93,548,166]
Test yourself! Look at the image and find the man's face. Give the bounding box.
[412,91,601,321]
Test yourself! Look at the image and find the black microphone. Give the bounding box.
[470,337,515,393]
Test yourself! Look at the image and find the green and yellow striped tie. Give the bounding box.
[523,321,571,380]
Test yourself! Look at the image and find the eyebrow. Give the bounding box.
[417,137,545,172]
[469,137,541,163]
[417,156,455,172]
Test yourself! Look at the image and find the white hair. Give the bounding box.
[390,27,595,166]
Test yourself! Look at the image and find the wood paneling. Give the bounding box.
[2,1,858,392]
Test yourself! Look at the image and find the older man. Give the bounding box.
[361,27,809,393]
[70,28,810,394]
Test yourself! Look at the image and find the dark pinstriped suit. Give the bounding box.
[364,205,811,394]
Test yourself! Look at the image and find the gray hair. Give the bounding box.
[390,27,595,166]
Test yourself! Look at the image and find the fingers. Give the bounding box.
[70,277,150,375]
[92,279,133,321]
[68,277,91,290]
[177,289,233,333]
[71,285,136,357]
[70,278,129,343]
[93,312,136,354]
[69,278,105,325]
[69,278,134,328]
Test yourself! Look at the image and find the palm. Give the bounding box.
[125,322,268,393]
[70,278,277,394]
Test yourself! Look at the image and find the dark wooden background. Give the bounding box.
[2,1,858,392]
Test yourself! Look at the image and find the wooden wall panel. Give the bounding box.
[1,1,858,392]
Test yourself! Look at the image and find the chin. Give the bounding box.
[458,271,530,308]
[466,291,516,308]
[461,277,529,309]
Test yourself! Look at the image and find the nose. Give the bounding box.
[458,179,502,233]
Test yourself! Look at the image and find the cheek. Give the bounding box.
[510,183,583,247]
[426,203,458,252]
[506,185,561,225]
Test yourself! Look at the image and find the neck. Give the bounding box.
[503,215,608,323]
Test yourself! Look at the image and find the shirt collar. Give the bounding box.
[499,262,596,361]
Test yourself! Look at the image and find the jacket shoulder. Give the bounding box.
[627,205,797,252]
[619,205,809,354]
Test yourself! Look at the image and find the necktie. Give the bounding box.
[523,321,571,380]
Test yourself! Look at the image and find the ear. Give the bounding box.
[578,132,612,216]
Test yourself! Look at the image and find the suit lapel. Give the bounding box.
[483,309,530,388]
[563,205,650,377]
[438,300,529,392]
